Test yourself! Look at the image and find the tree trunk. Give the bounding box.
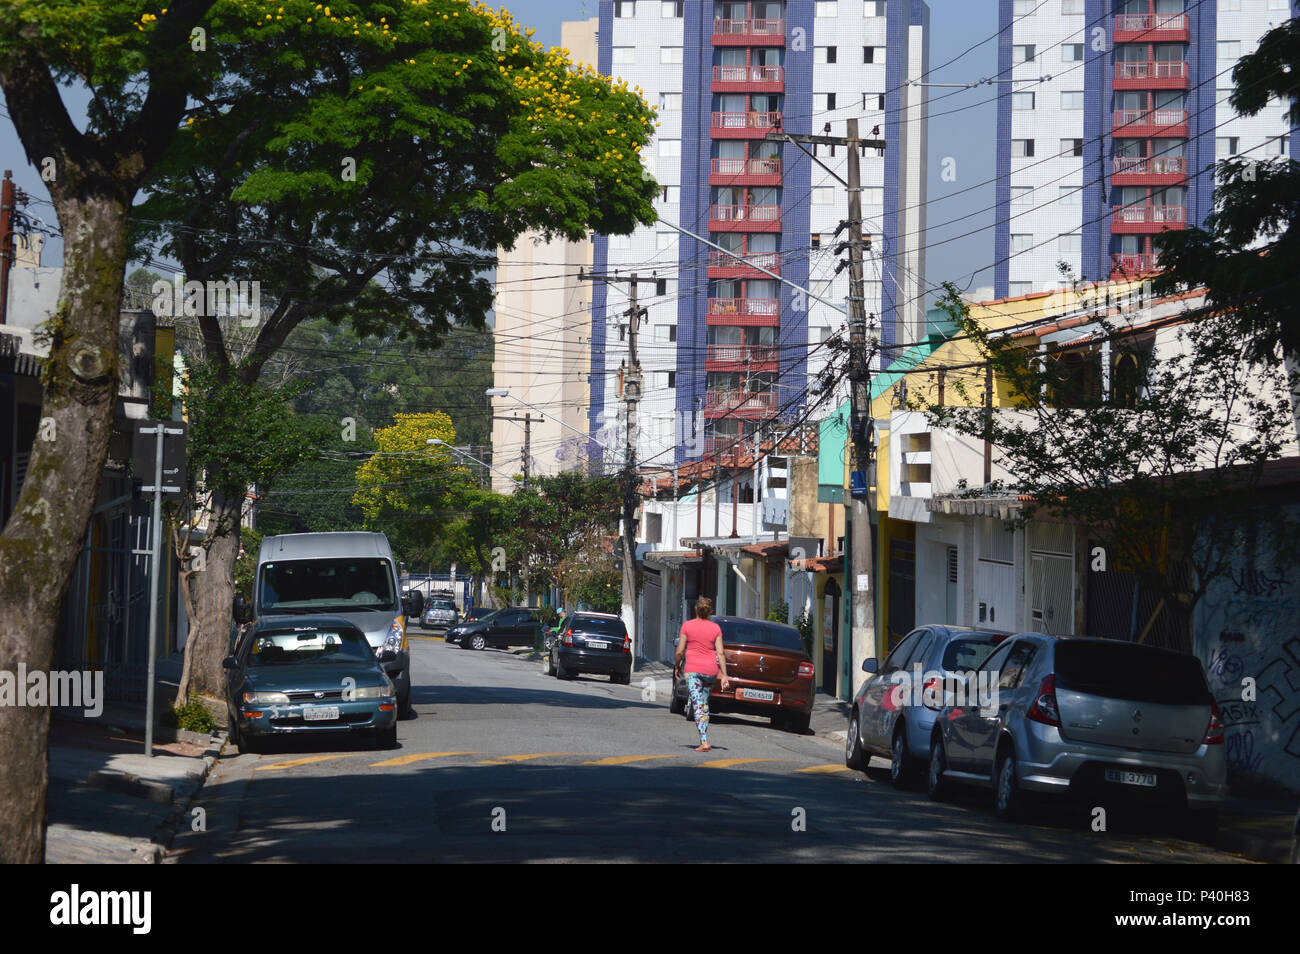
[189,493,243,698]
[174,568,200,703]
[0,193,128,863]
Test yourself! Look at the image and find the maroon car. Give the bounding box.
[671,616,815,732]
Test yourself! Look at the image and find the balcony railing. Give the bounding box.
[710,204,781,223]
[713,65,784,84]
[707,297,779,317]
[704,390,778,412]
[712,110,783,130]
[713,17,784,37]
[1115,60,1188,80]
[1112,155,1186,175]
[706,344,779,365]
[710,156,782,177]
[1112,204,1186,225]
[1115,13,1188,32]
[707,250,780,269]
[1114,108,1188,128]
[1112,253,1161,273]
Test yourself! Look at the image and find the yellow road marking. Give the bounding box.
[797,763,852,774]
[699,757,782,769]
[478,760,507,765]
[255,754,353,771]
[583,754,682,766]
[498,753,575,762]
[369,751,476,767]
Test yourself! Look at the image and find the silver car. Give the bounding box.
[846,625,1010,788]
[421,595,458,631]
[927,634,1227,828]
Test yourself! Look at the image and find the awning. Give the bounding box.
[739,540,789,558]
[643,549,703,567]
[791,555,843,573]
[926,496,1023,520]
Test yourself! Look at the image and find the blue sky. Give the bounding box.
[0,0,999,296]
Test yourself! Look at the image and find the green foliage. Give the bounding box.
[793,609,813,658]
[166,696,217,735]
[569,568,622,615]
[234,527,263,601]
[766,601,790,624]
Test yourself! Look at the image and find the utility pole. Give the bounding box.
[771,119,886,698]
[579,268,647,664]
[0,170,26,327]
[491,413,537,490]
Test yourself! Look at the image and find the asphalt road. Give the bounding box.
[170,634,1249,863]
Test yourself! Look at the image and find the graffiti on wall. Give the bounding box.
[1196,510,1300,794]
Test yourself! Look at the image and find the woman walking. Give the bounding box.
[675,597,730,752]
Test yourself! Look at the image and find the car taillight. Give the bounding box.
[797,661,814,678]
[1025,674,1061,727]
[561,628,574,647]
[1204,699,1225,745]
[923,676,942,710]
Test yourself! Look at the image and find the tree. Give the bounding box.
[922,282,1296,647]
[124,1,658,701]
[1153,18,1300,437]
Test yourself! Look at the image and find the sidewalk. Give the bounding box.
[45,652,225,864]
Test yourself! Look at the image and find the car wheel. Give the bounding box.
[227,717,241,750]
[927,738,954,802]
[376,725,398,750]
[398,688,413,720]
[555,656,573,680]
[612,671,631,686]
[890,724,916,789]
[543,652,554,676]
[845,710,868,771]
[1185,808,1220,844]
[241,731,262,756]
[785,713,811,734]
[470,634,487,651]
[669,688,685,714]
[994,747,1025,822]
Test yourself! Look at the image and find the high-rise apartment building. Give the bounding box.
[590,0,929,469]
[995,0,1295,299]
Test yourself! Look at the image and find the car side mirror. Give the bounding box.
[222,656,239,670]
[233,594,252,624]
[861,658,878,674]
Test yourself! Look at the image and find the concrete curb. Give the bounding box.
[150,732,226,860]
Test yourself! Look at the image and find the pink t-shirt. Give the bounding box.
[681,618,723,677]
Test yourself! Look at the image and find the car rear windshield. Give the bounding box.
[720,619,804,653]
[428,598,455,609]
[941,635,1004,672]
[1054,641,1211,705]
[248,628,373,665]
[571,617,627,637]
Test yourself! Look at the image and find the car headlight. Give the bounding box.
[351,685,392,700]
[243,691,289,705]
[379,619,403,655]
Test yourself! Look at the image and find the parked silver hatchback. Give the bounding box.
[846,625,1010,788]
[927,634,1226,828]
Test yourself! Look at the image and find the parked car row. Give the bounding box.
[846,625,1227,832]
[446,607,542,650]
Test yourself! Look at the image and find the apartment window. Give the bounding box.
[1061,137,1084,157]
[812,187,836,205]
[812,279,833,298]
[1062,44,1084,63]
[1061,91,1084,110]
[660,185,680,203]
[810,233,822,249]
[1062,0,1084,12]
[1216,136,1239,158]
[610,233,632,249]
[818,326,833,342]
[863,47,883,64]
[1059,185,1081,206]
[1218,0,1241,9]
[612,46,634,65]
[614,1,636,17]
[815,46,838,64]
[1011,234,1033,255]
[1011,139,1035,157]
[661,46,683,64]
[864,1,886,16]
[1013,92,1035,110]
[661,0,683,15]
[1058,234,1081,256]
[659,138,681,157]
[656,324,677,341]
[1010,282,1033,297]
[863,92,887,110]
[1013,0,1036,14]
[815,93,837,112]
[1014,45,1036,63]
[666,371,677,388]
[657,231,675,250]
[813,142,838,157]
[1266,135,1289,156]
[1012,186,1033,205]
[1267,0,1287,9]
[815,1,838,15]
[863,187,883,206]
[659,92,681,112]
[1217,41,1241,61]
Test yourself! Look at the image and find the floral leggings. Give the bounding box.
[686,673,713,745]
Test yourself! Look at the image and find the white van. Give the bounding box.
[239,532,416,718]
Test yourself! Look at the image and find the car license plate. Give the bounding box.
[586,640,609,650]
[303,706,340,722]
[1105,767,1157,788]
[740,688,775,702]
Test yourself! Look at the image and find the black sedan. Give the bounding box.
[454,607,541,650]
[546,612,632,683]
[223,615,399,753]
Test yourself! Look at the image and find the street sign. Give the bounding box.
[850,469,867,498]
[132,421,188,499]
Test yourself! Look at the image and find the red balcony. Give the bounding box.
[1113,108,1188,138]
[1112,154,1186,186]
[1109,253,1161,278]
[709,156,782,187]
[711,110,783,138]
[704,435,757,457]
[706,297,780,325]
[712,65,784,94]
[712,18,785,46]
[703,389,778,416]
[1114,60,1188,90]
[708,203,781,232]
[706,344,779,369]
[1111,203,1186,233]
[707,250,780,277]
[1113,13,1189,43]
